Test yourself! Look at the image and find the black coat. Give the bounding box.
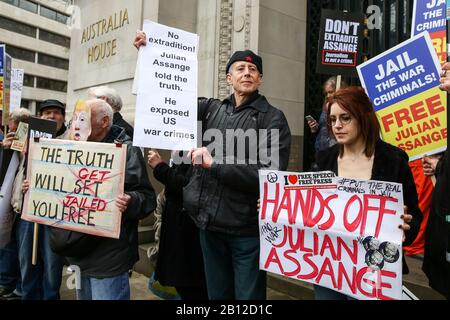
[423,151,450,299]
[184,92,292,236]
[153,162,206,287]
[317,139,422,273]
[67,126,156,277]
[113,112,134,139]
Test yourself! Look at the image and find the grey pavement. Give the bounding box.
[60,255,446,300]
[59,267,295,300]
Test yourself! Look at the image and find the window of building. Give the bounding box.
[56,12,69,24]
[23,74,35,87]
[0,16,37,38]
[36,77,67,92]
[20,99,30,109]
[37,53,69,70]
[1,0,38,13]
[40,5,70,24]
[0,0,19,6]
[18,0,37,13]
[39,29,70,48]
[40,5,56,20]
[4,44,35,63]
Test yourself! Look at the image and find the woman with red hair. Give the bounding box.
[314,86,422,300]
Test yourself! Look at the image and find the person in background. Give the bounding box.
[13,101,66,300]
[315,86,421,300]
[402,158,433,257]
[421,62,450,299]
[0,110,4,142]
[37,99,68,139]
[147,149,208,300]
[87,86,134,139]
[0,108,31,300]
[307,77,347,156]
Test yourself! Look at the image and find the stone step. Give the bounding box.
[134,243,154,278]
[138,225,155,245]
[267,273,314,300]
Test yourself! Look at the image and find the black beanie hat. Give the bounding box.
[226,50,263,75]
[38,99,66,115]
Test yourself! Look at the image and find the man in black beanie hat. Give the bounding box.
[135,32,291,300]
[37,99,67,138]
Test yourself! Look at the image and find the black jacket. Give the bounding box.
[113,112,134,139]
[184,92,291,236]
[317,139,422,273]
[153,161,206,287]
[67,125,156,277]
[423,151,450,298]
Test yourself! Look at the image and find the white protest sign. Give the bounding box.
[259,170,405,300]
[134,20,199,150]
[10,68,24,112]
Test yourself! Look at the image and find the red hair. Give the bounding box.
[327,86,380,157]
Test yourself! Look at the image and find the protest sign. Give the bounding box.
[412,0,447,65]
[0,46,11,124]
[0,45,3,114]
[28,117,57,139]
[134,20,199,150]
[316,9,364,76]
[448,0,450,18]
[0,152,19,249]
[11,121,29,152]
[259,170,404,300]
[357,32,446,160]
[10,68,24,112]
[22,138,127,239]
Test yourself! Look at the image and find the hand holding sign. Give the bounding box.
[400,206,413,243]
[438,62,450,92]
[188,147,213,169]
[1,132,15,149]
[116,193,131,213]
[134,30,147,49]
[22,179,29,194]
[147,149,163,169]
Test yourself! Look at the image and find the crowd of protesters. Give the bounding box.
[0,33,448,301]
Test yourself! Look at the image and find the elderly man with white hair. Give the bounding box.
[87,86,134,138]
[24,99,156,300]
[67,99,155,300]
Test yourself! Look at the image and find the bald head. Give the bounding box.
[86,99,114,142]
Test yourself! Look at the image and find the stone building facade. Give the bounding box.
[67,0,307,170]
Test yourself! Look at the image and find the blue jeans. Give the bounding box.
[16,219,63,300]
[314,285,355,300]
[199,229,266,300]
[0,218,21,294]
[76,272,130,300]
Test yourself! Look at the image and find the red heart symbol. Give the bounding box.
[288,175,298,185]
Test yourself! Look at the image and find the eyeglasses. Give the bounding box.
[327,114,352,126]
